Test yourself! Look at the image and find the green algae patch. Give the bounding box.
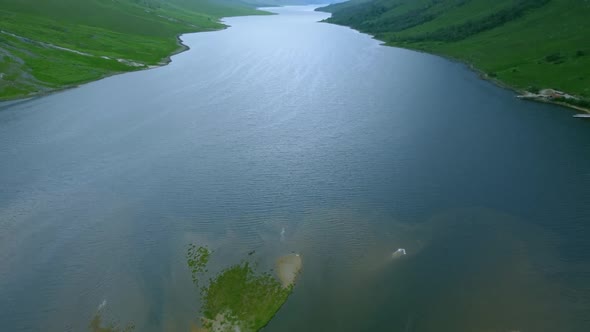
[202,262,292,331]
[187,246,301,332]
[187,244,211,287]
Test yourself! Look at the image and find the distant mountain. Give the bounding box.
[0,0,266,100]
[320,0,590,108]
[243,0,341,6]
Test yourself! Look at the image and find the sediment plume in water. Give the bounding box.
[88,207,573,331]
[89,310,135,332]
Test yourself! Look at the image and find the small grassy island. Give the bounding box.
[187,245,302,332]
[319,0,590,113]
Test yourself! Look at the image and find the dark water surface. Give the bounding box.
[1,6,590,332]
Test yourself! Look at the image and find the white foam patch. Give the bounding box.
[98,299,107,311]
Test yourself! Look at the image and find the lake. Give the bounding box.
[1,5,589,332]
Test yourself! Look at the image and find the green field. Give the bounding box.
[0,0,268,100]
[320,0,590,107]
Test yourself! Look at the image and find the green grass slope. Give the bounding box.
[0,0,267,100]
[320,0,590,108]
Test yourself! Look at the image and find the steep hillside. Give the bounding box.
[0,0,267,100]
[320,0,590,109]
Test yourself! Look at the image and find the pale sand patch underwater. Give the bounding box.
[276,253,303,288]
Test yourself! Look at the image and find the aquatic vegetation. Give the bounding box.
[187,246,300,332]
[201,262,292,331]
[187,244,211,287]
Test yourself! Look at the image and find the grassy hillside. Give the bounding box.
[320,0,590,108]
[0,0,267,100]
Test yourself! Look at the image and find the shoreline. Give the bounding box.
[6,7,586,115]
[0,10,272,104]
[0,30,212,104]
[0,37,174,104]
[459,56,590,115]
[391,42,590,115]
[318,17,590,115]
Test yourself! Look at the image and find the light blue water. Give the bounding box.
[1,6,589,332]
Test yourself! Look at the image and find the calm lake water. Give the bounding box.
[1,5,590,332]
